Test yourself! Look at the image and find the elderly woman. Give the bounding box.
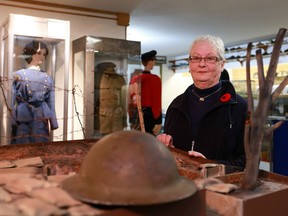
[158,35,247,167]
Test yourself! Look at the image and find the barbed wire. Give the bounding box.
[0,76,92,144]
[0,76,15,123]
[72,85,86,139]
[0,76,133,145]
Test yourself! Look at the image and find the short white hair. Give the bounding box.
[190,35,225,61]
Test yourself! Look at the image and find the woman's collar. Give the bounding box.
[28,65,41,71]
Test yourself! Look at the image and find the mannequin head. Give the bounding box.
[141,50,157,71]
[23,40,49,65]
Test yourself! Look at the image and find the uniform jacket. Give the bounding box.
[12,68,58,130]
[131,71,162,122]
[130,71,162,133]
[164,81,247,167]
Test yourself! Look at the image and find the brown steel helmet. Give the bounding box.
[61,130,197,206]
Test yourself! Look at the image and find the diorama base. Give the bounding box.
[206,170,288,216]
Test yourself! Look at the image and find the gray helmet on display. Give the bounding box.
[61,130,197,206]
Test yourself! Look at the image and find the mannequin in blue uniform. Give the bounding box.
[11,40,58,144]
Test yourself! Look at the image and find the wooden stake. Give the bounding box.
[133,83,145,132]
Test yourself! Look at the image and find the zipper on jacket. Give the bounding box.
[229,104,233,129]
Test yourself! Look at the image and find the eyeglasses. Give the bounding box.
[188,56,222,63]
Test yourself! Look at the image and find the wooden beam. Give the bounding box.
[2,0,130,26]
[117,13,130,26]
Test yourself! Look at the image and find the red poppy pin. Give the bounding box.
[220,93,231,103]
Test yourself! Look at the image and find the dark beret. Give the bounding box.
[141,50,157,61]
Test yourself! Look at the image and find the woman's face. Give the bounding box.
[189,41,224,89]
[30,48,47,66]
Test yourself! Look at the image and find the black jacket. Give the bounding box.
[164,81,247,167]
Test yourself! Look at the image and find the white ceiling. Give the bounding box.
[35,0,288,58]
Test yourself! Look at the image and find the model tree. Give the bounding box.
[242,28,288,190]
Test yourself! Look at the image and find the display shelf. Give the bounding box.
[226,52,288,66]
[225,38,288,65]
[225,42,270,54]
[168,58,189,72]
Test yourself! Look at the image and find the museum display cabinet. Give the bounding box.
[72,35,141,140]
[0,14,70,145]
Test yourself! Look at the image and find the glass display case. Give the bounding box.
[0,14,70,145]
[230,64,288,118]
[72,36,141,139]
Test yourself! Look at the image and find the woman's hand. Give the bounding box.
[157,133,174,148]
[157,134,206,159]
[188,150,206,159]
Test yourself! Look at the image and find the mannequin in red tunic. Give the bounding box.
[130,50,162,135]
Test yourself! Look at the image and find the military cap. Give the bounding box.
[141,50,157,61]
